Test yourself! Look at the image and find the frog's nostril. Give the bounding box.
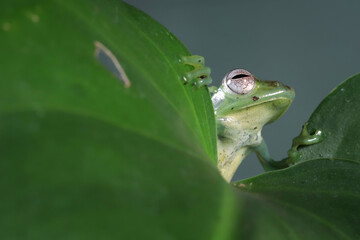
[285,85,294,91]
[267,81,280,87]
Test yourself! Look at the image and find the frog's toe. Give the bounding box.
[184,66,212,87]
[181,55,212,88]
[287,148,302,164]
[292,123,324,147]
[207,86,218,94]
[182,55,205,65]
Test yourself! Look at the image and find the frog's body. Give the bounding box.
[181,56,323,183]
[211,69,295,182]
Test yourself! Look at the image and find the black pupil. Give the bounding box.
[232,74,249,79]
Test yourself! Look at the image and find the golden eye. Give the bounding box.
[225,69,255,95]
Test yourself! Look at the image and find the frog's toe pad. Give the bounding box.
[181,55,212,88]
[293,124,324,147]
[288,123,324,163]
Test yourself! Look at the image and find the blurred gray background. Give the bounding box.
[125,0,360,181]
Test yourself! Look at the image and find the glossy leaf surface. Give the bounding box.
[235,159,360,239]
[297,73,360,162]
[0,1,228,239]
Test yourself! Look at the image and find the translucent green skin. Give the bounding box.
[181,55,212,88]
[212,75,295,182]
[180,55,323,182]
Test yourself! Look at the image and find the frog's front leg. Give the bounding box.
[181,55,212,88]
[286,123,324,164]
[252,140,289,171]
[254,123,324,171]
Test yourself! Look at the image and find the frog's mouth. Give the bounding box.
[250,82,295,123]
[256,97,293,124]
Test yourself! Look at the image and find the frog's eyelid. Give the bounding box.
[226,69,252,79]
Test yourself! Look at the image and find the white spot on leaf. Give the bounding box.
[94,41,131,88]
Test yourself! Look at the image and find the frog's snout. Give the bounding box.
[285,84,295,92]
[266,81,295,96]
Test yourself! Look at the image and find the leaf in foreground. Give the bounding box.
[0,1,229,239]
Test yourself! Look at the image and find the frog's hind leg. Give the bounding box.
[181,55,212,88]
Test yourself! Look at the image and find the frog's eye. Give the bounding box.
[225,69,255,95]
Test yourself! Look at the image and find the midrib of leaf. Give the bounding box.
[54,0,214,162]
[210,187,237,240]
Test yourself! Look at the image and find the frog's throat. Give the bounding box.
[216,100,289,182]
[217,126,265,182]
[216,115,265,182]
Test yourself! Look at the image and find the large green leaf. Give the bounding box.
[0,0,216,163]
[234,73,360,239]
[297,73,360,162]
[1,112,233,239]
[1,0,359,239]
[235,159,360,239]
[0,1,230,239]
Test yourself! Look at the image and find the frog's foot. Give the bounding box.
[180,55,212,88]
[207,86,218,94]
[287,122,324,164]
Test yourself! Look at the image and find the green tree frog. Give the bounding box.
[181,55,323,183]
[211,69,295,182]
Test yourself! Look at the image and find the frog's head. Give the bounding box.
[212,69,295,126]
